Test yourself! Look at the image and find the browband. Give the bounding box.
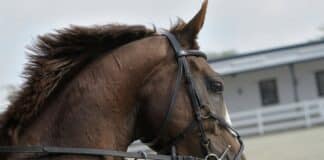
[158,29,207,59]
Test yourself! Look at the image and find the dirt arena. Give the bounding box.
[244,125,324,160]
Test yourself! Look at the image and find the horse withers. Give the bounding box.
[0,0,245,159]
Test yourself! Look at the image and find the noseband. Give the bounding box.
[0,30,244,160]
[141,30,244,160]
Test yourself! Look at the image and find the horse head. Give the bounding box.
[136,1,245,159]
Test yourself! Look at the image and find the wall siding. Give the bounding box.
[220,59,324,113]
[295,59,324,101]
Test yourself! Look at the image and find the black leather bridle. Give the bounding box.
[142,30,244,160]
[0,30,243,160]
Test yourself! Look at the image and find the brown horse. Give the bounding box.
[0,1,245,160]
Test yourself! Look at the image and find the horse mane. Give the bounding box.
[0,20,190,142]
[0,24,156,136]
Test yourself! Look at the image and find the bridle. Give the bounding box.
[141,30,244,160]
[0,30,244,160]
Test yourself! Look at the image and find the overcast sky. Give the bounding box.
[0,0,324,102]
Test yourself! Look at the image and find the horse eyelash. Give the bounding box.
[205,78,224,93]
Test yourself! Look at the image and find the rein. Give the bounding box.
[0,146,202,160]
[0,30,243,160]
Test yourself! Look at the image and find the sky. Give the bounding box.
[0,0,324,102]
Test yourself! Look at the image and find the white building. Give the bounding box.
[209,40,324,113]
[209,40,324,136]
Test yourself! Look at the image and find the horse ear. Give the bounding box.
[182,0,208,39]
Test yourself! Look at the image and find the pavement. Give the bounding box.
[244,126,324,160]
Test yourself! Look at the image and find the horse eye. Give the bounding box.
[207,81,223,93]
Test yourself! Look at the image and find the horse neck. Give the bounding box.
[14,36,170,152]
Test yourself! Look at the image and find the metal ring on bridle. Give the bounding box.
[138,151,148,160]
[204,153,220,160]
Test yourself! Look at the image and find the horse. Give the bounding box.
[0,0,245,159]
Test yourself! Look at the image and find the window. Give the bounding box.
[259,79,279,106]
[316,71,324,96]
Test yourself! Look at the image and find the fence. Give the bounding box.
[128,99,324,151]
[230,98,324,136]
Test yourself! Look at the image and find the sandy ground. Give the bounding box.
[244,126,324,160]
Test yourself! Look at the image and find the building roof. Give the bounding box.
[209,39,324,75]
